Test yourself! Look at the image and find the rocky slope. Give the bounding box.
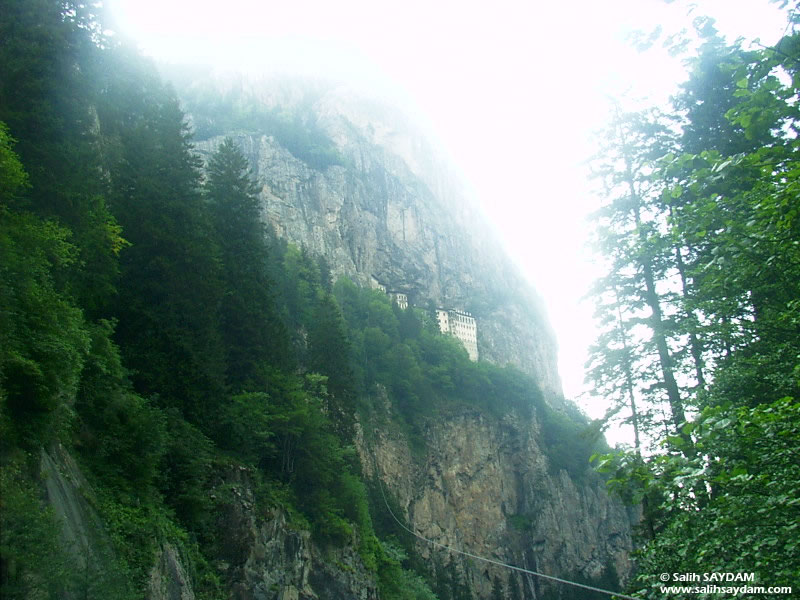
[360,402,633,599]
[41,444,377,600]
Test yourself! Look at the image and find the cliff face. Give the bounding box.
[185,80,635,598]
[209,467,378,600]
[360,402,633,599]
[40,444,376,600]
[192,86,561,399]
[40,445,198,600]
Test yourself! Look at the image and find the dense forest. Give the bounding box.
[584,4,800,598]
[2,1,799,599]
[0,2,603,599]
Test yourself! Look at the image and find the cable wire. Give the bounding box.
[373,453,641,600]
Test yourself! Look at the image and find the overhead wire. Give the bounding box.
[371,446,641,600]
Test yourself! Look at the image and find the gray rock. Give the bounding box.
[148,544,196,600]
[193,87,561,400]
[360,405,634,599]
[212,466,378,600]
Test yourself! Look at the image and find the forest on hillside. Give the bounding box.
[0,2,602,599]
[583,5,800,597]
[1,1,800,599]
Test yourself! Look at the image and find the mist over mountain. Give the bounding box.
[7,2,798,600]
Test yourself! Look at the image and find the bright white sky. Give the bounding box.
[106,0,788,431]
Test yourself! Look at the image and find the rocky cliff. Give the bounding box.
[360,401,633,599]
[39,444,197,600]
[180,78,635,598]
[190,82,561,399]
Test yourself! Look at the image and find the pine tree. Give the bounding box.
[105,75,226,426]
[206,137,292,389]
[307,293,358,433]
[587,108,693,444]
[0,0,123,317]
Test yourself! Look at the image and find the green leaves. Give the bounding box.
[589,15,800,598]
[0,124,89,448]
[630,399,800,595]
[206,138,292,387]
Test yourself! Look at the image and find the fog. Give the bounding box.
[106,0,787,436]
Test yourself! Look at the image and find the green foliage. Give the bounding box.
[94,487,175,591]
[0,458,72,599]
[627,399,800,597]
[540,404,607,479]
[0,0,122,316]
[0,123,28,202]
[507,513,534,532]
[0,122,89,449]
[308,293,358,413]
[103,64,228,427]
[158,412,214,532]
[377,541,440,600]
[283,244,324,331]
[0,5,609,599]
[75,320,167,497]
[589,12,800,597]
[216,392,276,464]
[1,455,135,600]
[206,138,292,387]
[333,277,600,477]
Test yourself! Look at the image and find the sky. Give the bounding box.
[105,0,790,430]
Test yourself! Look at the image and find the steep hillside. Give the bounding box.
[0,3,634,597]
[177,77,636,598]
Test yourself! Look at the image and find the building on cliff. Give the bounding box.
[436,308,479,361]
[389,291,408,310]
[373,275,478,361]
[370,276,387,294]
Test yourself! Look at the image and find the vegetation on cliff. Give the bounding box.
[0,2,602,599]
[6,1,798,599]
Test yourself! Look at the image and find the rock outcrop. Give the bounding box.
[40,446,377,600]
[210,466,378,600]
[147,544,196,600]
[41,445,198,600]
[359,400,633,599]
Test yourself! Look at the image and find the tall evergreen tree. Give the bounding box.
[105,75,226,426]
[0,0,123,317]
[205,138,292,388]
[593,11,800,597]
[307,293,358,433]
[587,108,694,445]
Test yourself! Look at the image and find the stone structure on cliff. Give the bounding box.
[371,274,478,360]
[436,308,479,361]
[192,83,563,400]
[389,291,408,310]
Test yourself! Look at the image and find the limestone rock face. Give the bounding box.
[187,80,635,598]
[358,404,634,599]
[40,444,375,600]
[41,445,111,575]
[211,466,378,600]
[192,87,561,399]
[148,544,196,600]
[40,445,198,600]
